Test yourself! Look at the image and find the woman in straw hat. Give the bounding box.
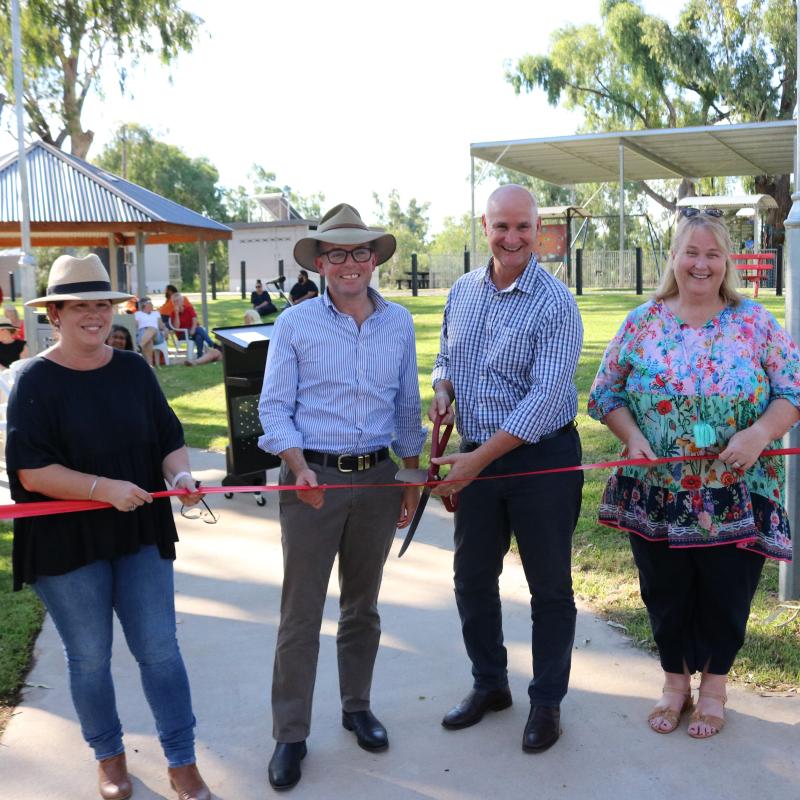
[0,314,27,367]
[5,254,212,800]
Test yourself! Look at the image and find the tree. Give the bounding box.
[372,190,430,286]
[94,124,227,287]
[0,0,201,158]
[505,0,796,236]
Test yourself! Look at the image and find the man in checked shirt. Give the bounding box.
[258,203,426,791]
[430,184,584,754]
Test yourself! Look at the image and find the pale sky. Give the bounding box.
[3,0,683,233]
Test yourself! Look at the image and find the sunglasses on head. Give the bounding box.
[679,207,723,219]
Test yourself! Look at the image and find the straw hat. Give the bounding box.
[0,317,16,330]
[25,254,133,307]
[293,203,396,272]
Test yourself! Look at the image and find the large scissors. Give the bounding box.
[395,415,457,557]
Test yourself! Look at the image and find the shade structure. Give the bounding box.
[0,140,232,247]
[471,120,796,185]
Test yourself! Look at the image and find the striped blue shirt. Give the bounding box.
[259,288,426,458]
[431,255,582,444]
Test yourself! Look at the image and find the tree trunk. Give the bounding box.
[754,174,791,247]
[70,129,94,159]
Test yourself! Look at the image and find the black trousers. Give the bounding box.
[453,427,583,706]
[629,535,765,675]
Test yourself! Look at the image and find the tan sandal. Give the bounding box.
[688,690,726,739]
[647,685,694,734]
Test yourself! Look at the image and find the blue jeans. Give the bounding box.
[192,326,214,358]
[32,545,197,766]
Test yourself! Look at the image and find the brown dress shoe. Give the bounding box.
[98,752,132,800]
[168,763,211,800]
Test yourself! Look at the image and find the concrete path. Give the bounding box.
[1,449,798,799]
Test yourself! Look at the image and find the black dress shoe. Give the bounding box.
[441,687,512,730]
[522,705,561,753]
[342,709,389,751]
[268,741,307,791]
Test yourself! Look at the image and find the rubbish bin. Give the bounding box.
[212,323,281,505]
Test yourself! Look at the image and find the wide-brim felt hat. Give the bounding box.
[25,254,134,307]
[0,317,16,330]
[293,203,396,272]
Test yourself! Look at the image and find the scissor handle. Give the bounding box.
[431,415,458,513]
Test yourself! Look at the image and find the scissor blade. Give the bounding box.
[398,487,432,557]
[395,468,429,483]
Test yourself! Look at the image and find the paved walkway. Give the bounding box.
[1,449,798,799]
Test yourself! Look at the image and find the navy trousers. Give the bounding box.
[453,427,583,707]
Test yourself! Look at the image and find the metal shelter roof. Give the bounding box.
[538,205,590,219]
[0,140,232,247]
[471,120,796,185]
[675,194,779,210]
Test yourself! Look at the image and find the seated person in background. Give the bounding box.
[186,310,261,367]
[289,269,318,304]
[107,324,135,351]
[0,316,28,367]
[160,284,179,326]
[134,296,167,367]
[250,280,278,317]
[172,293,215,358]
[3,305,25,340]
[123,296,138,315]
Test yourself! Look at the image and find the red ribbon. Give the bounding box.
[2,448,799,521]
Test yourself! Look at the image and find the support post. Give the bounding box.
[198,240,209,329]
[12,0,38,354]
[565,210,572,286]
[635,247,643,295]
[135,232,146,298]
[411,253,419,297]
[619,143,625,278]
[9,272,16,302]
[240,261,246,300]
[575,248,583,296]
[470,156,476,271]
[776,244,783,296]
[210,261,217,300]
[278,258,284,280]
[108,234,119,292]
[463,247,470,275]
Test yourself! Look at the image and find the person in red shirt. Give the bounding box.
[171,294,215,358]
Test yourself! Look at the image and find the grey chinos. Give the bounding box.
[272,457,402,742]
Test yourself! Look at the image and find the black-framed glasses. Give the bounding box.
[180,497,218,524]
[320,247,373,265]
[680,207,724,219]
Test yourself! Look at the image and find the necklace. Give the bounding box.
[674,314,721,449]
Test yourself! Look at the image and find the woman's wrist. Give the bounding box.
[171,470,193,489]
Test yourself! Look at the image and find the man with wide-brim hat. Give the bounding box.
[259,203,426,791]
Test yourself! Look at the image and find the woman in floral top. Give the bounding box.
[588,211,800,740]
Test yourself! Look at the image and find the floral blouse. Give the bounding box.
[588,298,800,561]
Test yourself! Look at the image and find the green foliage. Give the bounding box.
[372,190,431,286]
[0,527,44,710]
[505,0,797,224]
[0,0,201,158]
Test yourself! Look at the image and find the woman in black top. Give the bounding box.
[250,279,278,317]
[0,316,27,366]
[6,254,211,800]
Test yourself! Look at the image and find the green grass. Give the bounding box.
[0,291,796,724]
[0,525,45,732]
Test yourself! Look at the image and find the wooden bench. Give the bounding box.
[730,253,775,298]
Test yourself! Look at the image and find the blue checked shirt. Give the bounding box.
[431,255,582,444]
[259,288,426,459]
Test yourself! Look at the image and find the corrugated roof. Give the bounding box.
[0,140,231,246]
[471,120,796,185]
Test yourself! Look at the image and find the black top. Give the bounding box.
[250,290,273,307]
[6,350,184,590]
[289,279,318,302]
[0,338,25,368]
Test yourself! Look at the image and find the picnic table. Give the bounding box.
[395,271,430,290]
[730,252,775,298]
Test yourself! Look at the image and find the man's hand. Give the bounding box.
[428,387,455,425]
[430,451,483,496]
[295,467,325,509]
[396,485,421,528]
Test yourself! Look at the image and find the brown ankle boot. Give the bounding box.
[98,752,132,800]
[168,763,211,800]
